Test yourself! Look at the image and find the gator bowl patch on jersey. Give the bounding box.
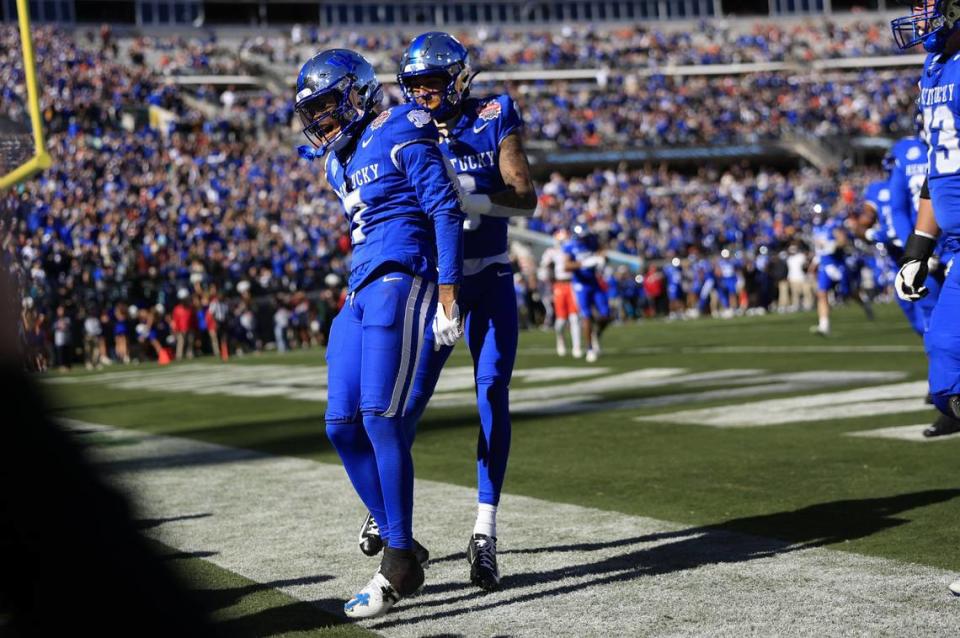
[907,145,923,160]
[478,100,502,121]
[370,109,392,130]
[407,109,432,128]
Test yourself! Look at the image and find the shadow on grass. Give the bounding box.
[188,575,335,613]
[137,512,214,530]
[372,489,960,630]
[210,598,360,638]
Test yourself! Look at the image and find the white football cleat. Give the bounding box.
[585,349,599,363]
[949,577,960,596]
[571,347,583,359]
[344,572,401,619]
[556,340,567,357]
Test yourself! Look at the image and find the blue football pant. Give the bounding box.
[896,273,941,336]
[717,277,738,308]
[404,263,518,507]
[926,256,960,417]
[817,262,850,296]
[324,272,436,550]
[573,282,610,319]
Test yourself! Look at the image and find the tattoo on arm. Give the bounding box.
[489,133,537,211]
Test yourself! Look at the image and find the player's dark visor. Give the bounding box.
[296,87,358,152]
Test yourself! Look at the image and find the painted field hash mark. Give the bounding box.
[68,420,960,638]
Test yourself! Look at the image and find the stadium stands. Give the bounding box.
[0,19,914,367]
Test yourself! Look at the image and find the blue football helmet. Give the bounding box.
[295,49,383,155]
[397,32,473,120]
[891,0,960,52]
[882,152,897,172]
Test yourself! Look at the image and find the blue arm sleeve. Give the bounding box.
[397,140,465,285]
[887,167,914,244]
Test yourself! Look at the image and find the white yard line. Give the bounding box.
[637,381,931,427]
[847,424,960,443]
[520,345,926,355]
[64,419,960,637]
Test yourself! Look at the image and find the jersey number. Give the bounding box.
[452,170,482,231]
[925,105,960,174]
[342,189,368,244]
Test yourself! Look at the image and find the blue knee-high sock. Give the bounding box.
[326,421,390,546]
[363,414,414,550]
[475,381,512,507]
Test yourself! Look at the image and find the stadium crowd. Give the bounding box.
[239,19,904,70]
[0,22,909,368]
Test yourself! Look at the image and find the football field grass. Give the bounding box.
[46,303,960,636]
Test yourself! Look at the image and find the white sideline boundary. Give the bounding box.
[65,419,960,638]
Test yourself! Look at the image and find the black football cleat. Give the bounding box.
[412,539,430,569]
[922,414,960,438]
[467,533,501,592]
[381,546,425,597]
[358,513,430,567]
[358,512,384,557]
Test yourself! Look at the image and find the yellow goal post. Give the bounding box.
[0,0,51,190]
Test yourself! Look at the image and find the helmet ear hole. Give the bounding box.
[946,2,960,27]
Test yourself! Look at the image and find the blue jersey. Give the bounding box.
[562,239,600,287]
[664,263,683,288]
[325,103,464,291]
[920,53,960,236]
[717,258,737,280]
[863,180,897,245]
[442,94,524,261]
[887,136,929,243]
[812,216,847,265]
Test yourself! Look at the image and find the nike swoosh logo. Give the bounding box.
[361,136,374,148]
[473,121,490,134]
[382,276,403,283]
[497,271,511,277]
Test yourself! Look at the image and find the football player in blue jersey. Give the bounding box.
[859,144,960,435]
[893,1,960,457]
[664,256,685,318]
[715,249,741,318]
[294,49,466,618]
[563,225,610,362]
[809,205,851,336]
[354,32,537,593]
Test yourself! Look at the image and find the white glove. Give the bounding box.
[461,193,492,216]
[863,227,877,243]
[579,255,606,269]
[432,301,463,350]
[456,173,476,194]
[895,259,929,302]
